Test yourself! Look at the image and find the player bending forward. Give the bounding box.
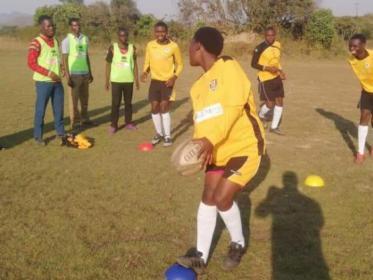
[176,27,265,274]
[348,34,373,164]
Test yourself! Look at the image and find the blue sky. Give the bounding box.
[1,0,372,17]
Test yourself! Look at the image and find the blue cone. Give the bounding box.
[165,263,197,280]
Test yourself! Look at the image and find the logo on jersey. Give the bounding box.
[195,103,223,123]
[209,79,218,92]
[365,62,370,69]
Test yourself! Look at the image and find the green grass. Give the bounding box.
[0,49,373,279]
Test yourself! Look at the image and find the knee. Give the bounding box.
[360,112,371,125]
[266,102,275,109]
[151,104,160,114]
[275,99,283,107]
[202,187,216,206]
[213,193,233,211]
[160,105,169,114]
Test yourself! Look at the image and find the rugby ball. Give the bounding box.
[171,139,203,176]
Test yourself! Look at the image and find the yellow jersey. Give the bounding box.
[191,57,265,166]
[252,41,282,82]
[348,49,373,93]
[143,39,183,81]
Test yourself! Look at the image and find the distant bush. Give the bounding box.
[305,9,335,49]
[335,15,373,41]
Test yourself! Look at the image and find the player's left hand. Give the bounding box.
[88,75,94,83]
[279,71,286,80]
[135,80,140,90]
[193,137,213,168]
[165,75,177,88]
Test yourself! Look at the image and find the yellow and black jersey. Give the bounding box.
[348,49,373,93]
[251,40,282,82]
[143,39,183,81]
[191,56,265,166]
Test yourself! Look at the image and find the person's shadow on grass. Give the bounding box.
[208,153,271,262]
[316,108,371,155]
[255,171,330,280]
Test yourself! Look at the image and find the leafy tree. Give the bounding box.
[33,5,57,25]
[59,0,84,4]
[305,9,335,49]
[178,0,316,34]
[335,17,359,40]
[110,0,139,30]
[134,14,156,38]
[82,1,112,42]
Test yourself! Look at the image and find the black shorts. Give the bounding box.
[359,90,373,111]
[148,79,173,102]
[258,76,285,102]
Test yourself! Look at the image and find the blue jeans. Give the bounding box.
[34,82,65,140]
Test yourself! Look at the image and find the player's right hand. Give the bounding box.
[193,137,214,168]
[105,82,110,91]
[49,72,61,82]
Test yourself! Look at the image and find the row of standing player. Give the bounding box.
[27,16,184,147]
[27,16,285,148]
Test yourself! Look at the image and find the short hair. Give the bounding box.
[154,21,168,31]
[265,26,276,33]
[118,27,129,36]
[350,33,367,44]
[69,18,80,26]
[193,27,224,56]
[38,15,52,25]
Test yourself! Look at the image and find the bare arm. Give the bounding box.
[62,54,73,87]
[87,52,93,83]
[133,46,139,90]
[105,62,111,91]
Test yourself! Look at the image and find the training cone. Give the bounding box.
[304,175,325,188]
[138,142,154,152]
[165,264,196,280]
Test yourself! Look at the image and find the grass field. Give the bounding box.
[0,47,373,280]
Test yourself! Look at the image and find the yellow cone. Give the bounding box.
[304,175,325,188]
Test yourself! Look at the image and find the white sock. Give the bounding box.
[358,125,368,155]
[161,112,171,138]
[197,202,217,263]
[259,104,271,119]
[271,105,283,129]
[151,113,163,136]
[218,202,245,247]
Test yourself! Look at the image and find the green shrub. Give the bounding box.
[305,9,335,49]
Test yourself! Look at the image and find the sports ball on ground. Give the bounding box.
[165,263,196,280]
[171,139,203,176]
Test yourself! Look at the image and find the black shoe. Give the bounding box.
[57,135,68,146]
[177,248,206,275]
[269,127,284,136]
[35,138,46,146]
[81,120,97,127]
[151,134,163,145]
[222,242,246,271]
[163,137,173,147]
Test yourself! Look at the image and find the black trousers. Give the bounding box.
[111,82,134,127]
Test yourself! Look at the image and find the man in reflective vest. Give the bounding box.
[27,15,65,146]
[62,18,94,131]
[105,28,139,133]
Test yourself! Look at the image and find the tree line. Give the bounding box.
[0,0,372,51]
